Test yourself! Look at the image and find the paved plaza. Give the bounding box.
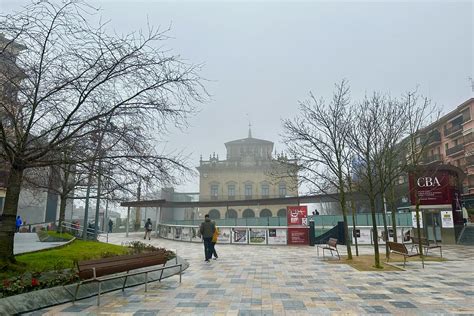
[29,233,474,315]
[14,233,68,255]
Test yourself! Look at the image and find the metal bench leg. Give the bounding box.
[336,250,340,260]
[122,271,129,291]
[440,247,442,258]
[317,246,319,257]
[159,265,165,282]
[145,272,148,292]
[73,283,81,304]
[403,256,406,267]
[421,255,424,269]
[97,281,101,306]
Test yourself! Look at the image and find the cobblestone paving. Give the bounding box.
[34,233,474,315]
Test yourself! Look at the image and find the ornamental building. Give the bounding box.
[196,129,298,219]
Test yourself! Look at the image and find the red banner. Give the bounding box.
[287,206,309,245]
[287,227,309,245]
[287,206,308,226]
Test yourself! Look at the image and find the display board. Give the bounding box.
[287,205,308,226]
[181,227,191,241]
[190,227,201,242]
[217,227,231,243]
[232,228,248,244]
[441,210,454,228]
[287,227,309,245]
[411,211,424,228]
[268,228,287,245]
[249,228,267,244]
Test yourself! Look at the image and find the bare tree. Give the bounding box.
[403,91,438,256]
[0,1,206,262]
[283,80,353,259]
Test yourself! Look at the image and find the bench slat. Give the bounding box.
[77,253,168,279]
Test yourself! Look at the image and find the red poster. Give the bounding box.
[287,227,309,245]
[287,206,308,226]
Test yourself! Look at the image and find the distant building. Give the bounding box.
[197,129,298,219]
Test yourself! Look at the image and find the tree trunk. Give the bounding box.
[415,199,423,256]
[369,193,381,268]
[350,194,359,256]
[338,174,352,259]
[381,194,390,259]
[0,166,25,263]
[389,184,398,243]
[57,194,68,233]
[348,176,359,256]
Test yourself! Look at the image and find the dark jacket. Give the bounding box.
[199,218,215,238]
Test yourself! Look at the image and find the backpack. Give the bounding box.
[145,221,152,230]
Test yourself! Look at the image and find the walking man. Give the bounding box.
[199,214,216,262]
[108,219,114,233]
[144,218,152,240]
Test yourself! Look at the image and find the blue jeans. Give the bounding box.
[203,237,214,260]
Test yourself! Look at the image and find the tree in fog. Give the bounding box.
[349,91,437,267]
[0,1,206,262]
[283,80,353,259]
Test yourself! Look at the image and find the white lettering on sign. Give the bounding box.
[417,177,441,187]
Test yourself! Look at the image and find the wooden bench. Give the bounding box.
[410,237,442,257]
[387,241,424,268]
[74,252,182,305]
[316,238,340,259]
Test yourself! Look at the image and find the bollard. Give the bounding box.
[309,220,315,246]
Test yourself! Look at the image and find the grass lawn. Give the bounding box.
[45,231,75,240]
[1,240,130,279]
[326,254,446,271]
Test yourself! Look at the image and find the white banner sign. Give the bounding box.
[441,210,454,228]
[217,228,231,243]
[411,211,423,228]
[267,228,287,245]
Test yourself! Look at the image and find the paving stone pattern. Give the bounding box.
[30,233,474,315]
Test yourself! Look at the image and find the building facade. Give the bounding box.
[197,130,298,219]
[417,98,474,196]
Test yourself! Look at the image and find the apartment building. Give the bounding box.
[419,98,474,196]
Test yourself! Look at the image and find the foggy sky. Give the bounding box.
[3,0,473,193]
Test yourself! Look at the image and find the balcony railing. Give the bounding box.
[422,154,443,164]
[466,155,474,166]
[464,132,474,144]
[422,130,441,145]
[444,124,463,137]
[446,144,464,156]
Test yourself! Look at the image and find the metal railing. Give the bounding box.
[161,213,413,228]
[446,144,464,156]
[444,124,463,137]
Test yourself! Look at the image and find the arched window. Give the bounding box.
[277,208,287,217]
[259,209,272,217]
[208,209,221,219]
[225,209,238,218]
[242,208,255,218]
